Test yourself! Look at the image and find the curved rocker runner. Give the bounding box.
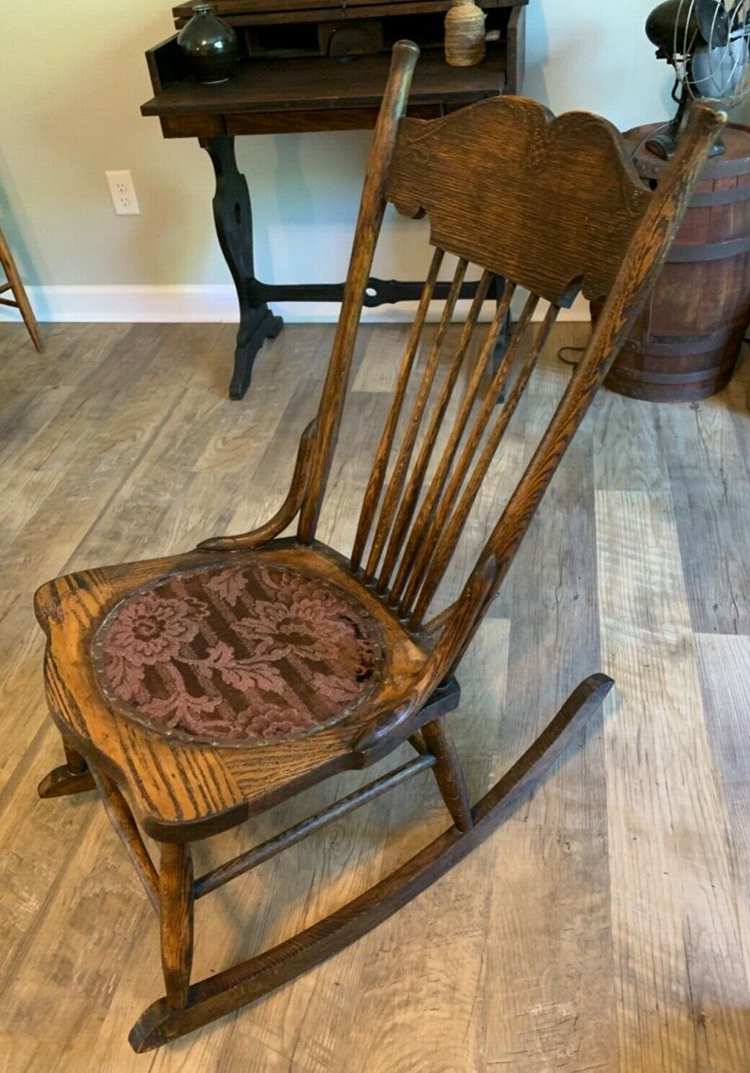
[34,41,724,1052]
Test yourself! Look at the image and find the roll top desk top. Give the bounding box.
[142,0,529,137]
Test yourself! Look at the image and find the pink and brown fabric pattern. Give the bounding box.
[92,560,384,746]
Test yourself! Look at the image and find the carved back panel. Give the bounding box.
[387,98,653,307]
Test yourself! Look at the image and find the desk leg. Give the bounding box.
[203,136,283,400]
[491,276,512,403]
[492,275,511,373]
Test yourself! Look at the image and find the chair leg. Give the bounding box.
[129,674,613,1053]
[408,732,428,755]
[38,734,96,799]
[421,719,474,832]
[159,843,194,1011]
[92,769,160,913]
[0,226,43,353]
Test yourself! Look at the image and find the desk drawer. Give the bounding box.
[225,102,443,135]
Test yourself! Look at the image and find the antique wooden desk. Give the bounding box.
[142,0,529,398]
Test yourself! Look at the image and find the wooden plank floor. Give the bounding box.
[1,320,749,1072]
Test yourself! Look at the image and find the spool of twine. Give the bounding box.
[444,0,486,67]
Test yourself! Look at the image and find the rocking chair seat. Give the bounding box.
[35,540,433,837]
[91,558,385,747]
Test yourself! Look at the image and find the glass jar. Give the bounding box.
[177,4,240,85]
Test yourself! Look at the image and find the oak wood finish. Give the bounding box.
[62,738,87,776]
[405,294,555,622]
[36,734,94,797]
[91,768,160,914]
[193,752,438,899]
[350,245,445,573]
[387,280,515,602]
[386,100,654,306]
[421,718,473,831]
[34,45,724,1051]
[298,41,421,543]
[0,225,43,354]
[36,759,96,799]
[36,540,429,835]
[375,268,494,593]
[129,673,614,1052]
[159,842,194,1009]
[359,254,466,578]
[197,418,318,552]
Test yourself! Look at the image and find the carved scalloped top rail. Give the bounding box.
[386,97,653,307]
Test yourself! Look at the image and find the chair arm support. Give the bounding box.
[196,420,318,553]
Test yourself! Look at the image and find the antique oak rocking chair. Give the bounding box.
[35,42,723,1051]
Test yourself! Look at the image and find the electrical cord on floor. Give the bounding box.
[561,339,750,363]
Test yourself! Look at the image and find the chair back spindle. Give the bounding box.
[361,254,468,584]
[296,40,725,684]
[350,245,445,573]
[374,265,492,595]
[388,277,516,609]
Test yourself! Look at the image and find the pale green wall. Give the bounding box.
[1,1,675,292]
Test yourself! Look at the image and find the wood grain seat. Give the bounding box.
[35,541,436,831]
[34,41,724,1052]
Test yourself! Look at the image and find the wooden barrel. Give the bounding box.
[604,123,750,402]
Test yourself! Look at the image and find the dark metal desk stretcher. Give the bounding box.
[142,0,529,398]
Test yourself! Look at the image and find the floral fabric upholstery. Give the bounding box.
[92,560,383,745]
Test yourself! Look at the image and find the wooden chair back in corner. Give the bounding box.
[297,41,724,692]
[0,224,43,353]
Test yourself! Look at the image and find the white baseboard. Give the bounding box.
[0,285,592,324]
[2,286,241,324]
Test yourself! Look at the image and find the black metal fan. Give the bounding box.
[646,0,750,158]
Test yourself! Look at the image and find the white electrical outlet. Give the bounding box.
[105,170,141,216]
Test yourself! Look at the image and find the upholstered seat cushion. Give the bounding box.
[92,560,384,746]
